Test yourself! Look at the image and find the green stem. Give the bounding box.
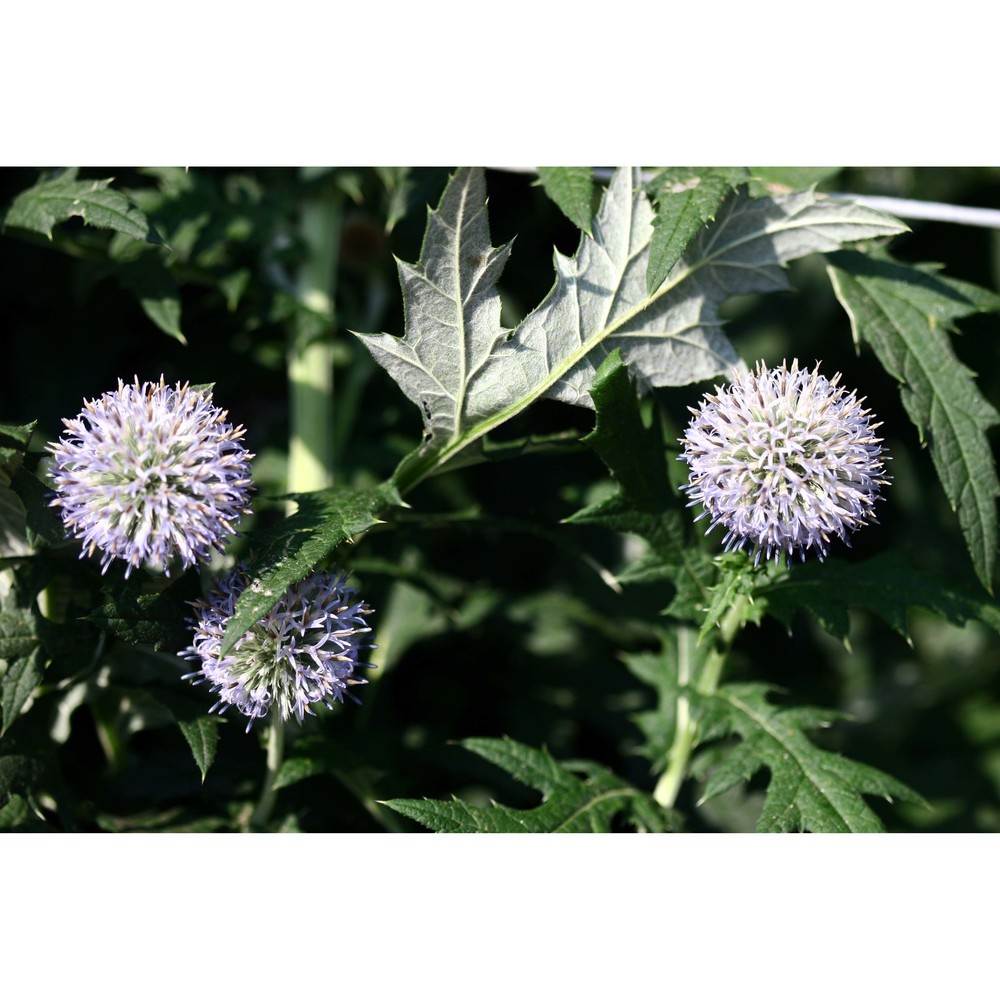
[288,172,342,494]
[654,595,748,808]
[250,174,342,829]
[249,716,285,830]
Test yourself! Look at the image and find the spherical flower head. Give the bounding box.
[679,360,889,566]
[181,567,375,731]
[47,377,254,578]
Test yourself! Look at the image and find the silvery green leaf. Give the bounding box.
[530,171,908,407]
[357,168,906,485]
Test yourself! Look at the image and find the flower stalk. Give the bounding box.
[654,595,748,809]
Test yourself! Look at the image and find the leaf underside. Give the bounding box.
[357,167,906,478]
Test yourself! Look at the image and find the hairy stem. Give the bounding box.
[654,595,748,808]
[288,172,342,494]
[249,716,285,830]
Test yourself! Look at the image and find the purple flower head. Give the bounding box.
[181,567,375,731]
[679,360,889,566]
[47,377,254,578]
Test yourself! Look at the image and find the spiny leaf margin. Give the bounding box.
[693,683,926,832]
[827,250,1000,590]
[219,482,401,657]
[381,736,673,833]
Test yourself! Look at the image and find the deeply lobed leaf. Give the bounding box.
[359,168,905,490]
[693,683,926,832]
[381,736,673,833]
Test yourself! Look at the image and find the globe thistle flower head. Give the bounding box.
[47,377,254,578]
[181,568,375,732]
[679,360,889,566]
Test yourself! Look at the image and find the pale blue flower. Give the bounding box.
[47,377,253,578]
[181,568,375,731]
[679,360,889,565]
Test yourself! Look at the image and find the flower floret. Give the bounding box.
[181,568,375,731]
[47,377,253,577]
[678,360,889,565]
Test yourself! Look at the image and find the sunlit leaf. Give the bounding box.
[536,166,593,235]
[3,169,164,244]
[359,168,905,489]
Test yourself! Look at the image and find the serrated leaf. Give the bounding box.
[579,350,669,511]
[524,173,906,408]
[696,555,768,641]
[694,683,925,832]
[86,581,194,652]
[567,351,715,617]
[645,167,747,295]
[0,607,40,660]
[358,169,905,488]
[536,166,593,235]
[356,168,515,475]
[116,256,185,343]
[828,251,1000,590]
[759,551,1000,642]
[622,645,683,766]
[219,482,401,657]
[273,755,330,791]
[11,466,67,548]
[381,736,673,832]
[1,646,45,736]
[177,716,219,781]
[0,422,35,486]
[3,169,164,244]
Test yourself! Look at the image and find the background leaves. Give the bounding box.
[828,250,1000,591]
[1,166,1000,833]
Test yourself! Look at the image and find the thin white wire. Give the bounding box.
[827,193,1000,230]
[492,166,1000,230]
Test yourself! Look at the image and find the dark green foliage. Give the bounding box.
[828,250,1000,590]
[692,683,926,832]
[536,167,594,236]
[2,169,164,244]
[2,166,1000,833]
[645,167,747,294]
[219,482,402,656]
[382,737,674,832]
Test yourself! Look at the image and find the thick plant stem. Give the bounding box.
[249,716,285,830]
[288,173,342,494]
[252,176,342,828]
[654,595,748,808]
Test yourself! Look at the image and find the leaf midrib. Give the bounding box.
[830,265,997,583]
[426,190,895,482]
[716,688,859,831]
